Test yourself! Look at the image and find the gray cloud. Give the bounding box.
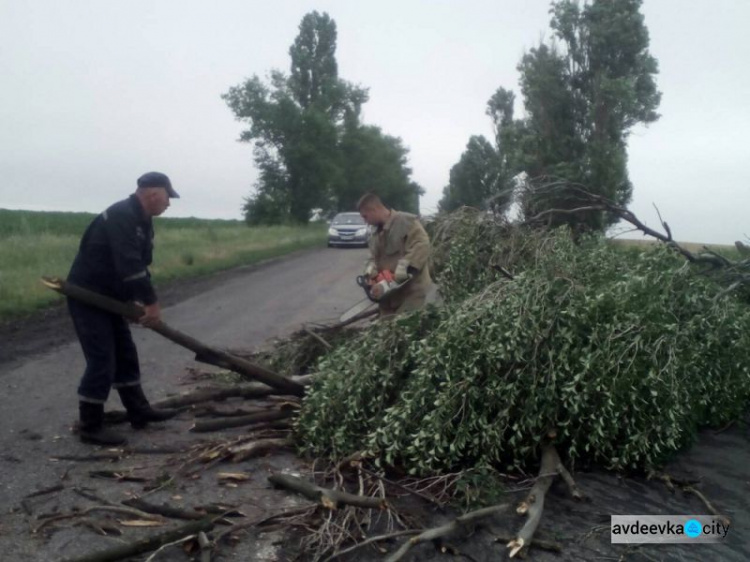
[1,0,747,243]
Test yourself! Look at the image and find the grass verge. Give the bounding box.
[0,209,326,320]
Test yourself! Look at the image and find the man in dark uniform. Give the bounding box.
[68,171,179,445]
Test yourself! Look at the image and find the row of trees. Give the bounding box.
[439,0,662,232]
[224,12,422,224]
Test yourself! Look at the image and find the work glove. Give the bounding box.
[370,282,385,300]
[364,261,378,279]
[394,260,410,283]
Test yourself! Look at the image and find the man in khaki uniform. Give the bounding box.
[358,193,433,315]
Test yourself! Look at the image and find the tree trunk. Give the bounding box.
[42,277,305,396]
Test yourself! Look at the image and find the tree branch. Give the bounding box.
[385,503,510,562]
[268,473,386,510]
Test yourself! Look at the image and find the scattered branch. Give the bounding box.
[324,530,420,561]
[198,531,213,562]
[143,534,199,562]
[60,518,215,562]
[385,503,510,562]
[228,437,293,462]
[122,498,206,521]
[76,518,122,537]
[23,484,64,499]
[683,486,731,527]
[268,473,386,510]
[357,465,446,509]
[34,506,163,534]
[303,327,333,349]
[494,532,562,553]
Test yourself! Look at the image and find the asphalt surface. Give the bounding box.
[0,246,368,561]
[0,245,749,562]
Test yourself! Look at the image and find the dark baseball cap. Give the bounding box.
[137,171,180,198]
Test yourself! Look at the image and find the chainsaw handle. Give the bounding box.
[356,275,378,302]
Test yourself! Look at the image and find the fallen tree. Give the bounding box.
[284,202,749,558]
[40,199,747,561]
[298,221,750,474]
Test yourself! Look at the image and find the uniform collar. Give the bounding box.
[128,194,151,224]
[379,209,396,232]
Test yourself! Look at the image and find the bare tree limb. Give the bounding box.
[508,444,561,558]
[228,437,293,462]
[303,327,333,349]
[385,503,510,562]
[556,463,584,501]
[323,530,420,561]
[34,506,163,534]
[683,486,731,527]
[122,498,206,521]
[60,518,215,562]
[23,484,64,499]
[268,473,386,510]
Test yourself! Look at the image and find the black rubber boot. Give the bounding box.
[118,386,177,429]
[79,402,127,445]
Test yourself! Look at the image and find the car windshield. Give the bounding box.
[332,214,365,226]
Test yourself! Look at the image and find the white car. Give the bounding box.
[327,212,370,248]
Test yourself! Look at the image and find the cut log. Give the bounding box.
[494,533,561,553]
[190,409,295,433]
[41,277,304,396]
[193,405,270,418]
[154,384,276,408]
[268,473,386,510]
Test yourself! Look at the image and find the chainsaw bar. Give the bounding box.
[339,298,377,323]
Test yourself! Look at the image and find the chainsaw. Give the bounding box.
[339,271,413,322]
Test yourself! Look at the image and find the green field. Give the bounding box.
[0,209,326,320]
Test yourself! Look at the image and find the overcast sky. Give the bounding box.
[1,0,748,244]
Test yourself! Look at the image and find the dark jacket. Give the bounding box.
[68,195,157,305]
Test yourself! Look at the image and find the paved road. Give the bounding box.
[0,246,369,560]
[1,245,748,562]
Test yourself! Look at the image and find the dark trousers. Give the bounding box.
[68,298,141,403]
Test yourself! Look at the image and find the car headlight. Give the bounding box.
[355,227,367,236]
[328,227,338,236]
